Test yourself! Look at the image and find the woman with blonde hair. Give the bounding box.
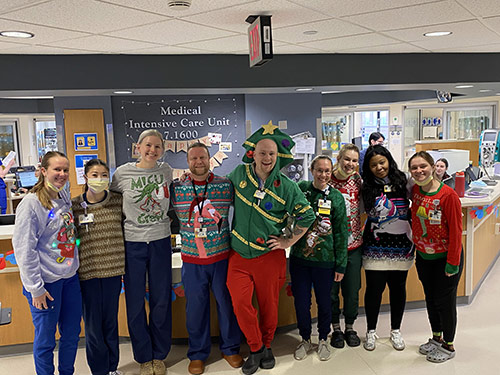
[110,130,173,375]
[13,151,82,375]
[329,144,364,348]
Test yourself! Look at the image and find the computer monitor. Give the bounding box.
[0,214,15,225]
[16,170,38,189]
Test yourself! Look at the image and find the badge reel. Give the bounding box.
[79,213,94,232]
[384,185,392,193]
[318,199,331,215]
[253,190,266,200]
[429,199,441,225]
[195,227,207,238]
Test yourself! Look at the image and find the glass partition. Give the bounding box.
[446,107,492,139]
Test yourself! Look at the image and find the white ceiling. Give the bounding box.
[0,0,500,55]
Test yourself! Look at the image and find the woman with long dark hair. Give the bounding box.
[360,145,414,352]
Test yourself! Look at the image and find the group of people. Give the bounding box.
[12,125,463,375]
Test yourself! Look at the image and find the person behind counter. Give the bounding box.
[290,155,347,362]
[226,123,316,375]
[360,145,414,352]
[13,151,81,375]
[435,158,450,182]
[110,129,173,375]
[170,143,243,375]
[408,151,463,363]
[71,159,125,375]
[329,144,364,349]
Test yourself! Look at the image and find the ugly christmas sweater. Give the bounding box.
[228,163,315,259]
[329,172,363,251]
[170,173,233,265]
[411,183,462,275]
[291,181,348,272]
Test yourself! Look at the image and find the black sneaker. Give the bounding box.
[344,330,361,347]
[330,330,345,348]
[260,347,275,369]
[242,346,266,375]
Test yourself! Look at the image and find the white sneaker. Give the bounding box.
[317,339,331,361]
[294,339,313,360]
[363,330,378,351]
[390,329,405,351]
[109,371,123,375]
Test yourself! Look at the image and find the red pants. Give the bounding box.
[226,249,286,352]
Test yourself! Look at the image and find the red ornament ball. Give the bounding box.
[246,150,254,159]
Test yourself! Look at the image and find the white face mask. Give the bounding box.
[87,178,109,194]
[414,175,433,186]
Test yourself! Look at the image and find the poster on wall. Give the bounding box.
[111,95,246,176]
[75,154,98,185]
[74,133,98,151]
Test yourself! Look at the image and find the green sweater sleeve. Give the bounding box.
[330,188,348,274]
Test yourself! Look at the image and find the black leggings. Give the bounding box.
[364,269,408,331]
[416,251,464,343]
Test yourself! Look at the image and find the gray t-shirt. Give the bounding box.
[110,161,173,242]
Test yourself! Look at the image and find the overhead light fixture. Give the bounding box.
[455,85,474,89]
[295,88,313,92]
[1,96,53,99]
[479,89,492,93]
[167,0,191,10]
[113,90,133,94]
[321,90,343,94]
[0,30,34,38]
[496,93,500,96]
[423,31,452,37]
[303,30,318,35]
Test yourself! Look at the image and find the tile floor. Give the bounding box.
[1,257,499,375]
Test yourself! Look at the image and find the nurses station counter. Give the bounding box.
[1,183,500,346]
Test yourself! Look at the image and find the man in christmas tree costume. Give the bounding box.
[226,121,316,375]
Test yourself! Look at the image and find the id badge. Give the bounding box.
[384,185,392,193]
[195,227,207,238]
[79,213,94,225]
[254,190,266,199]
[197,217,204,223]
[318,199,331,209]
[429,210,442,225]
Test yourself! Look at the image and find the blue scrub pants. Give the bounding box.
[23,274,82,375]
[124,238,172,364]
[80,275,122,375]
[182,259,241,361]
[290,258,334,341]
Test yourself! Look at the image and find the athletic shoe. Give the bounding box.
[294,339,313,360]
[317,339,331,361]
[390,329,405,350]
[363,330,378,351]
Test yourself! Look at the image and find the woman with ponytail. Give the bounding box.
[71,159,125,375]
[13,151,82,375]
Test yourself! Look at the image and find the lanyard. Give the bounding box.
[191,179,209,217]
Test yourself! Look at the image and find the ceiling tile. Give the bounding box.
[301,33,399,52]
[433,43,500,52]
[0,43,95,54]
[116,45,215,54]
[457,0,500,17]
[98,0,258,17]
[2,0,168,33]
[288,0,439,18]
[178,35,249,53]
[183,0,329,35]
[0,0,48,15]
[406,20,500,50]
[273,43,329,54]
[0,38,29,50]
[45,35,163,53]
[273,18,370,43]
[0,18,90,44]
[482,15,500,34]
[107,19,237,45]
[344,0,474,31]
[337,42,428,53]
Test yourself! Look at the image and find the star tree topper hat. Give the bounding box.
[242,121,295,169]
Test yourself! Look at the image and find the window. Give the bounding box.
[355,110,389,149]
[35,119,58,161]
[0,120,20,165]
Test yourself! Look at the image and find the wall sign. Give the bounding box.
[75,154,98,185]
[74,133,98,151]
[111,95,246,176]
